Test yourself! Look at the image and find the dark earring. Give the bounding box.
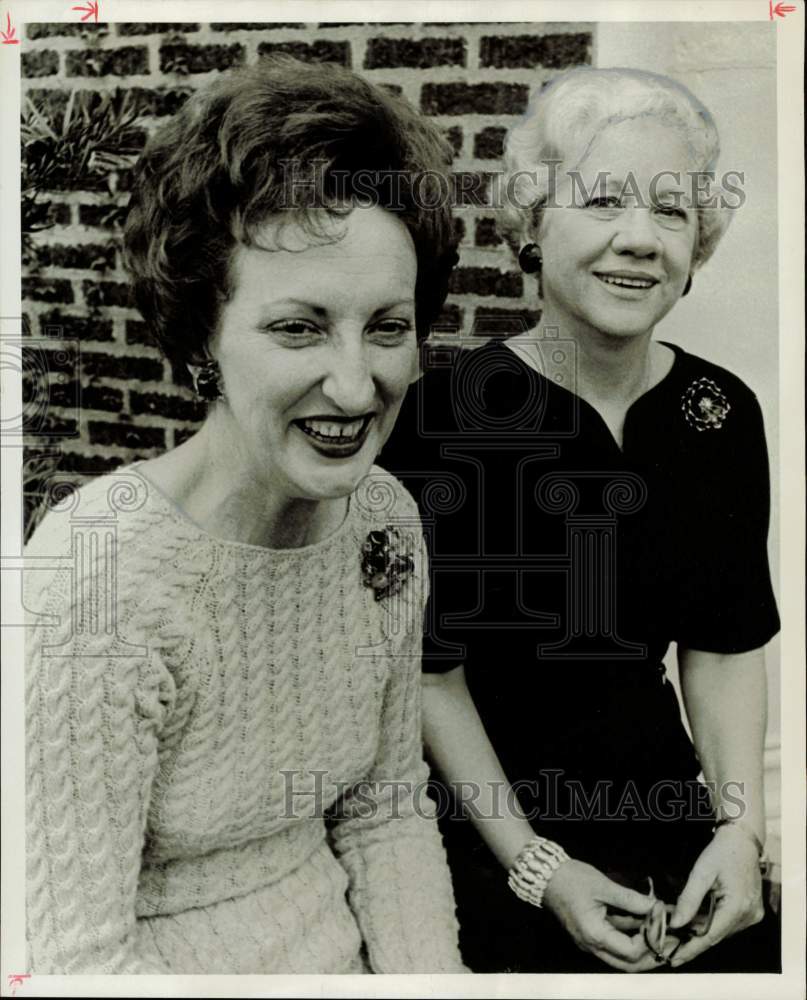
[191,359,224,401]
[518,243,543,274]
[682,275,693,297]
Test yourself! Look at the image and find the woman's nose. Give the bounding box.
[321,345,376,413]
[610,207,662,257]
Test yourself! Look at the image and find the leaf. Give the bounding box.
[62,89,76,136]
[22,97,58,142]
[21,86,148,229]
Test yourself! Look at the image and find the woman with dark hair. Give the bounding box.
[383,66,780,974]
[24,58,463,974]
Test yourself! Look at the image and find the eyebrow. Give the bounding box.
[588,175,689,191]
[580,176,692,207]
[257,298,415,318]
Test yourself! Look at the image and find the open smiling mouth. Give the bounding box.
[293,415,374,456]
[594,272,659,291]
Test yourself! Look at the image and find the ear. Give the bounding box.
[529,203,546,242]
[187,343,214,369]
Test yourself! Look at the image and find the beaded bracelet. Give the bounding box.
[507,836,571,909]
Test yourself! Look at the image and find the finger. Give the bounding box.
[669,867,715,929]
[591,945,663,974]
[595,922,653,962]
[601,879,656,917]
[670,896,751,967]
[667,929,723,968]
[608,913,645,932]
[588,950,637,973]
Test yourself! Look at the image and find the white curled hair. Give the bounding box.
[499,67,733,272]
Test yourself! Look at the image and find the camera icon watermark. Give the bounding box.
[418,314,579,441]
[0,322,80,445]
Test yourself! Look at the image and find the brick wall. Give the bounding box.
[21,21,592,530]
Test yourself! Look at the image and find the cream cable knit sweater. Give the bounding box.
[24,463,463,974]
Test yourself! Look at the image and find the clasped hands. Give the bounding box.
[541,826,764,972]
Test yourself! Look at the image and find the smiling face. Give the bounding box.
[209,205,418,502]
[537,118,699,340]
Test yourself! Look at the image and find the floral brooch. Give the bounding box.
[361,526,415,602]
[681,377,731,431]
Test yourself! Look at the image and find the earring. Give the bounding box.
[682,275,693,297]
[518,243,543,274]
[190,358,224,401]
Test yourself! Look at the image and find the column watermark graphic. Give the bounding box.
[533,471,647,659]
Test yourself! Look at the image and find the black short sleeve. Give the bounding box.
[673,388,780,654]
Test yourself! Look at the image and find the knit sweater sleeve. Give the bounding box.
[328,487,464,973]
[25,523,175,974]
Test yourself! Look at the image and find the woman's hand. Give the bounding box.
[542,859,663,972]
[667,825,764,968]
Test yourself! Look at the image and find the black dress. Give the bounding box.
[381,338,780,973]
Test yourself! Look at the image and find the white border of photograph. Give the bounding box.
[1,2,803,998]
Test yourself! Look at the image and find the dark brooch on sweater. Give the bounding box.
[681,377,731,431]
[361,527,415,602]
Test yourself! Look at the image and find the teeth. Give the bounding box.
[599,275,655,289]
[301,417,366,440]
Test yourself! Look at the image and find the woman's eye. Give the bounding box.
[265,320,323,343]
[654,204,690,228]
[369,320,413,344]
[586,196,622,212]
[656,204,687,218]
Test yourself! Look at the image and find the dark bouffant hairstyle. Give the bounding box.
[123,57,458,382]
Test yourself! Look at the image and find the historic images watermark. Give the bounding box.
[275,159,747,212]
[281,768,748,824]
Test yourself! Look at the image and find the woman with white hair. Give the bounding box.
[383,67,779,973]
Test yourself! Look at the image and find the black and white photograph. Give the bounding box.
[1,1,804,996]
